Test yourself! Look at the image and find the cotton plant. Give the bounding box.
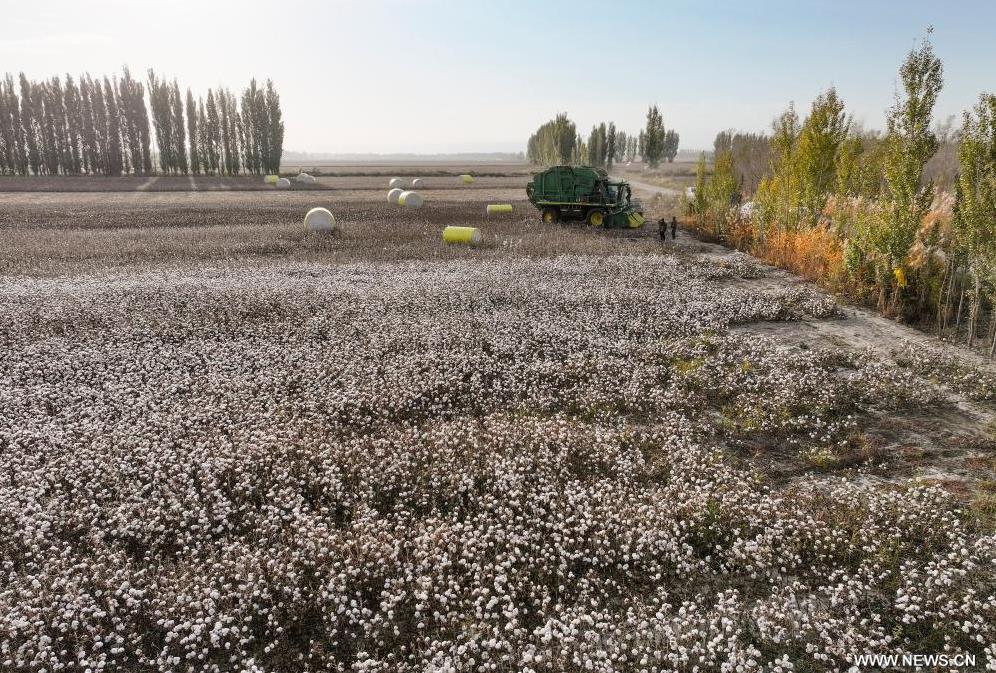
[1,254,993,672]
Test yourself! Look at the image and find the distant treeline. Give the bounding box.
[526,107,679,168]
[0,68,283,177]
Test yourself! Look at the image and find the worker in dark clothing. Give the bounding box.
[670,216,678,240]
[657,217,668,242]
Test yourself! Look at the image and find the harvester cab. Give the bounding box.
[526,165,646,229]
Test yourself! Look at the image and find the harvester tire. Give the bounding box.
[541,207,559,224]
[587,209,607,227]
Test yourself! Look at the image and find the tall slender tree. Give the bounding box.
[63,75,83,174]
[205,89,221,174]
[185,88,199,175]
[104,76,123,175]
[264,79,284,174]
[170,79,187,174]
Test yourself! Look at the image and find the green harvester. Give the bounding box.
[526,165,645,228]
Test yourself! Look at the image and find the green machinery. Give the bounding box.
[526,165,645,228]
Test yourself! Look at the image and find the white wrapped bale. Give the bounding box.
[296,172,316,184]
[389,177,404,189]
[387,188,404,204]
[304,207,336,233]
[398,191,424,209]
[276,178,291,189]
[411,178,424,189]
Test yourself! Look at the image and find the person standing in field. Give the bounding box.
[670,216,678,240]
[658,216,668,243]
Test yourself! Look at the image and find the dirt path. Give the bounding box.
[619,177,682,197]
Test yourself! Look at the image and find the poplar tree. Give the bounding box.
[643,105,665,167]
[147,70,173,173]
[264,79,284,174]
[185,88,199,175]
[954,93,996,347]
[170,80,187,174]
[196,98,210,173]
[0,76,17,173]
[878,31,943,310]
[5,75,26,174]
[104,77,123,175]
[205,89,220,174]
[606,123,616,170]
[91,77,109,173]
[663,130,680,162]
[63,76,83,174]
[37,81,60,174]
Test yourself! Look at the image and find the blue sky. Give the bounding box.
[2,0,994,153]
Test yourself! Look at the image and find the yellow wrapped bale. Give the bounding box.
[264,174,279,184]
[459,174,475,184]
[486,204,513,215]
[443,226,482,245]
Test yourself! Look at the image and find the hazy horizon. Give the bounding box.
[3,0,995,154]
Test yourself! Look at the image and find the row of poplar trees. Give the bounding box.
[526,106,679,169]
[691,30,996,350]
[0,67,283,177]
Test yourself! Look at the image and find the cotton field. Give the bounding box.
[1,183,995,672]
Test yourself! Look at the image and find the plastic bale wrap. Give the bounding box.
[296,172,316,184]
[304,207,337,233]
[627,211,646,228]
[276,178,291,189]
[443,226,482,245]
[486,204,513,215]
[264,174,279,184]
[460,174,475,184]
[398,191,424,209]
[389,177,404,189]
[388,188,404,204]
[411,178,424,189]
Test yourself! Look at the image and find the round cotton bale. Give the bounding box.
[398,190,424,209]
[389,177,404,189]
[486,204,513,215]
[304,207,336,233]
[296,172,316,184]
[388,188,404,204]
[459,174,475,184]
[264,174,279,184]
[276,177,291,189]
[443,226,482,245]
[411,178,424,189]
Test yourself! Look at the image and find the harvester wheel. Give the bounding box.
[541,207,559,224]
[587,209,607,227]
